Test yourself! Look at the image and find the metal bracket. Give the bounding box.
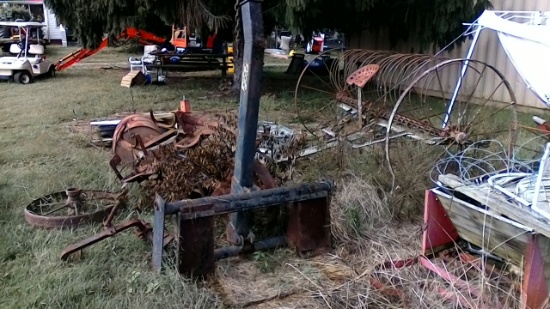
[151,181,333,276]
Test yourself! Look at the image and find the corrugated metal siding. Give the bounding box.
[44,7,62,40]
[349,0,550,110]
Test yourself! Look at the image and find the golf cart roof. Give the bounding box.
[0,21,46,28]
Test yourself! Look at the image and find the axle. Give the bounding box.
[336,93,470,143]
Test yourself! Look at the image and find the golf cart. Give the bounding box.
[0,21,55,84]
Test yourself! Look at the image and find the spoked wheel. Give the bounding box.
[385,58,519,183]
[24,188,126,229]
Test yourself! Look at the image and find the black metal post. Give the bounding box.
[230,0,265,245]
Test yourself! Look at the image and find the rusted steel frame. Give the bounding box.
[152,181,333,274]
[24,190,125,229]
[150,161,279,273]
[229,0,266,245]
[287,196,332,257]
[60,219,150,261]
[162,181,333,217]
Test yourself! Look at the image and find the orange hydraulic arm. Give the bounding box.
[55,28,167,72]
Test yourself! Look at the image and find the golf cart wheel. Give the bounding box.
[14,71,32,84]
[48,66,56,77]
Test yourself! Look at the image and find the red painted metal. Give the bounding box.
[371,189,550,309]
[419,256,482,299]
[522,234,549,309]
[422,190,459,254]
[56,28,166,72]
[177,215,215,278]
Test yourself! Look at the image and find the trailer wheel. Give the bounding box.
[14,71,32,84]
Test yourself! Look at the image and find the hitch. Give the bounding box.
[151,180,333,277]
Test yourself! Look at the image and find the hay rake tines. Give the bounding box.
[295,50,518,175]
[294,49,451,144]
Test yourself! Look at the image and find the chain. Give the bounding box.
[233,0,242,52]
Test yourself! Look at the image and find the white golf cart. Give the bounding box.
[0,21,55,84]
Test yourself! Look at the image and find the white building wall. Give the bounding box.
[349,0,550,110]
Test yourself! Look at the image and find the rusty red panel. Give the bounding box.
[287,197,331,257]
[177,215,215,278]
[422,190,459,254]
[522,234,549,309]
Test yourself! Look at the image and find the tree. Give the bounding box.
[44,0,233,48]
[44,0,492,91]
[265,0,493,51]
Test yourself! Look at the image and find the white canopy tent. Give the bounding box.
[444,10,550,126]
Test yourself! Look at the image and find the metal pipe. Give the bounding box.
[443,25,481,128]
[214,236,288,260]
[230,0,266,243]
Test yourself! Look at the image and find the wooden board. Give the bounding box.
[438,174,550,239]
[433,189,531,264]
[120,70,147,88]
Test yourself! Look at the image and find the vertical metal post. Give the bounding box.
[152,195,165,273]
[443,25,481,128]
[357,88,362,128]
[229,0,265,245]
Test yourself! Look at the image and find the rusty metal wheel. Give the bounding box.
[384,58,519,184]
[24,189,126,229]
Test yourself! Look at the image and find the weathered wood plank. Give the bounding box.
[434,189,531,265]
[438,174,550,239]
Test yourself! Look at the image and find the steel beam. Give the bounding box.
[164,181,333,217]
[230,0,265,245]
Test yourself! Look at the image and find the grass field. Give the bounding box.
[0,45,547,308]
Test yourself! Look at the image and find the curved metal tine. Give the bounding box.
[377,54,402,102]
[395,55,431,105]
[389,54,424,102]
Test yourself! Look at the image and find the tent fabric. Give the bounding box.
[477,11,550,107]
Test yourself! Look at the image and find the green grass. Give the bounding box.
[0,45,313,309]
[0,45,545,308]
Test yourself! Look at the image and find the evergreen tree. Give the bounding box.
[44,0,492,91]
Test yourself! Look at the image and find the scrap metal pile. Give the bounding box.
[106,106,307,205]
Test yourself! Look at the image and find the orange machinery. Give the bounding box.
[171,25,188,49]
[55,28,168,72]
